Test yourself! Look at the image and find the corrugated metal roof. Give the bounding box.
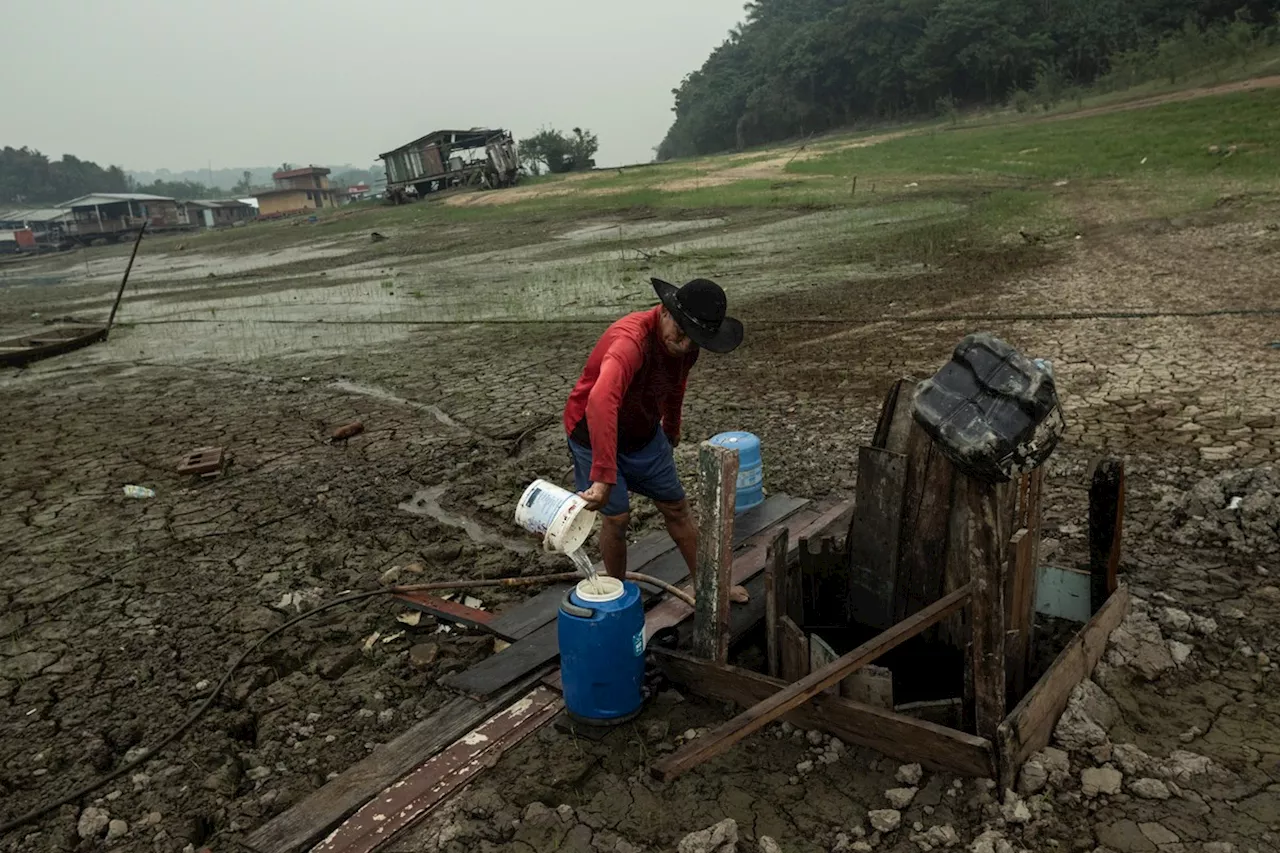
[60,192,175,207]
[379,128,506,159]
[0,207,69,223]
[272,166,330,179]
[185,199,251,209]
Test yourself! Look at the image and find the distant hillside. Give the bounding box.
[658,0,1280,159]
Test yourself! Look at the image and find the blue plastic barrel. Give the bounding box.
[557,578,645,724]
[708,431,765,514]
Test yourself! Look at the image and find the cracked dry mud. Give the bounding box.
[1,200,1278,852]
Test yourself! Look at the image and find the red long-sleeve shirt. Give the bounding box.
[564,307,698,484]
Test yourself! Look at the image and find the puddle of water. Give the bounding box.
[398,485,532,554]
[330,380,467,430]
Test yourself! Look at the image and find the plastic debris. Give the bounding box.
[122,485,155,499]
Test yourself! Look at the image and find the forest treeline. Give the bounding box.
[657,0,1280,159]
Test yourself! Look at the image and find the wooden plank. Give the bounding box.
[1004,528,1035,700]
[967,478,1008,743]
[444,497,815,699]
[395,591,515,641]
[652,582,974,781]
[996,585,1131,790]
[871,377,915,455]
[764,529,788,678]
[693,442,737,662]
[895,423,957,624]
[653,648,994,778]
[313,687,562,853]
[487,496,807,642]
[848,446,907,629]
[1088,459,1125,613]
[778,615,808,682]
[244,673,548,853]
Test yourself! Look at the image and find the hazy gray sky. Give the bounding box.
[4,1,746,176]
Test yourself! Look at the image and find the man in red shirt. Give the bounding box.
[564,277,745,599]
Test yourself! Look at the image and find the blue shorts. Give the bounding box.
[569,430,685,517]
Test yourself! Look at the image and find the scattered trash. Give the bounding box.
[1267,342,1280,349]
[380,630,406,644]
[362,631,382,651]
[397,611,422,626]
[331,421,364,443]
[463,596,485,610]
[122,485,156,499]
[177,446,225,477]
[1227,496,1243,510]
[436,623,454,635]
[1053,180,1069,187]
[1140,157,1148,164]
[904,182,919,188]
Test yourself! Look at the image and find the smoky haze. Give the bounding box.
[3,0,746,177]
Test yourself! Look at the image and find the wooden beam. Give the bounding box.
[693,442,738,662]
[996,585,1131,791]
[244,672,548,853]
[312,687,561,853]
[895,423,958,625]
[652,648,994,778]
[967,478,1008,742]
[643,501,851,643]
[652,582,974,781]
[847,446,907,629]
[778,615,808,682]
[1088,459,1125,613]
[1004,528,1034,701]
[764,529,788,678]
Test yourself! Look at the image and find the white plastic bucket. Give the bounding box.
[515,479,598,553]
[575,576,624,603]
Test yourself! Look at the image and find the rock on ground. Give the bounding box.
[869,809,902,833]
[677,818,739,853]
[885,787,918,809]
[758,837,783,853]
[897,763,924,785]
[1081,766,1124,797]
[1054,679,1119,750]
[77,807,110,840]
[1129,777,1171,799]
[1107,611,1176,680]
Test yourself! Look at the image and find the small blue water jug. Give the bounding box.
[557,577,645,724]
[708,431,765,514]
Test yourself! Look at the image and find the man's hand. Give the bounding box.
[577,482,613,512]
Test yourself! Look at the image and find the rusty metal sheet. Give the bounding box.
[394,591,516,641]
[176,446,224,476]
[312,686,562,853]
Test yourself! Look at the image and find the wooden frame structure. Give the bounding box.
[248,399,1130,850]
[650,390,1131,789]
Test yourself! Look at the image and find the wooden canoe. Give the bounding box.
[0,325,107,368]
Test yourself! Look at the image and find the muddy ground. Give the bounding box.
[1,191,1278,853]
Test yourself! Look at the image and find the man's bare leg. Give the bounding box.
[599,512,630,580]
[655,498,749,603]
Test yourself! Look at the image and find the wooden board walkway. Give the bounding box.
[440,495,808,699]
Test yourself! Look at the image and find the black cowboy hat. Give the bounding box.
[651,277,744,354]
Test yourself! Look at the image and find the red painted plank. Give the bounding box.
[313,687,562,853]
[394,591,515,640]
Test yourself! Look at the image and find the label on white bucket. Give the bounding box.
[515,479,598,554]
